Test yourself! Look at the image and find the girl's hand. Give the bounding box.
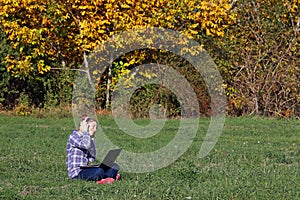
[79,120,88,133]
[87,121,97,138]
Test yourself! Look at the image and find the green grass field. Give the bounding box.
[0,115,299,199]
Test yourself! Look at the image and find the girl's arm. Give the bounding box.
[88,139,96,162]
[68,131,92,150]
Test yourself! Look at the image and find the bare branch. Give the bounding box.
[50,67,86,72]
[230,0,238,8]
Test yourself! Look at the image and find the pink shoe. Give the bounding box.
[96,178,115,185]
[116,174,121,180]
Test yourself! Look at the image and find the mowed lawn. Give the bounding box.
[0,115,299,199]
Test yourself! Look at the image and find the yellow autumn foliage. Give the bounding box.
[0,0,236,77]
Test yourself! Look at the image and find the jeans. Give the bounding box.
[74,163,119,181]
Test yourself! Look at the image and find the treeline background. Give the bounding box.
[0,0,299,118]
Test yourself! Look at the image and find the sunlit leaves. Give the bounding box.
[0,0,236,77]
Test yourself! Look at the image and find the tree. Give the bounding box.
[0,0,236,75]
[215,0,299,117]
[0,0,236,112]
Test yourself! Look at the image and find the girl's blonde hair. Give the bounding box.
[78,114,98,130]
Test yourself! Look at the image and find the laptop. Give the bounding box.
[80,148,122,169]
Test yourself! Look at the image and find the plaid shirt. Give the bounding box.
[66,130,96,178]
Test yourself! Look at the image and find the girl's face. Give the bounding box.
[87,121,98,136]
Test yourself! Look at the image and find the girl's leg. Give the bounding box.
[76,168,106,181]
[104,163,119,179]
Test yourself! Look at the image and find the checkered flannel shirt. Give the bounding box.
[66,130,96,178]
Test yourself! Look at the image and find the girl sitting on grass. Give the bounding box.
[66,115,121,184]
